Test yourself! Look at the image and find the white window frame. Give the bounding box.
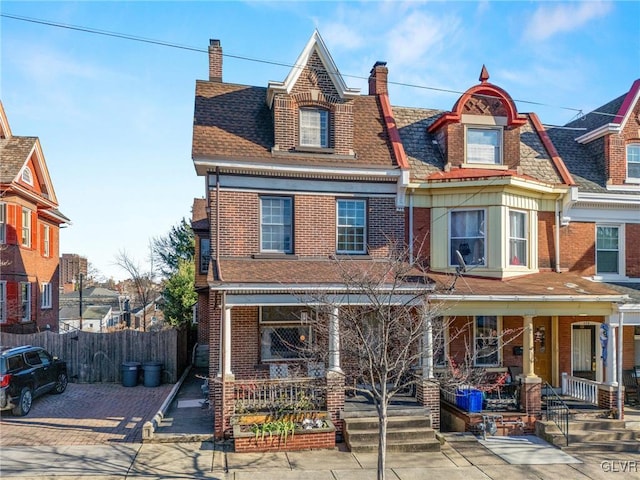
[449,209,486,267]
[0,281,6,324]
[21,208,31,248]
[259,306,313,362]
[336,199,366,254]
[466,126,502,165]
[474,315,501,367]
[21,167,34,186]
[260,196,293,253]
[299,108,329,148]
[43,224,50,257]
[0,202,6,244]
[595,224,624,277]
[20,282,31,322]
[41,282,52,309]
[508,209,528,267]
[627,143,640,182]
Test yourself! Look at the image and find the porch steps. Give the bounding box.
[342,414,440,453]
[537,419,640,453]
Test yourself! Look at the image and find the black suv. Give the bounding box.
[0,346,68,416]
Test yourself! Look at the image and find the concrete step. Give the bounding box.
[345,427,436,443]
[341,406,431,419]
[570,419,627,430]
[347,438,442,453]
[566,428,640,443]
[344,415,432,431]
[563,440,640,453]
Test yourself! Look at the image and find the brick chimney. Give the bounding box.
[208,39,222,82]
[368,61,388,95]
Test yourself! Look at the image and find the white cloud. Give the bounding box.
[523,1,613,41]
[321,22,364,50]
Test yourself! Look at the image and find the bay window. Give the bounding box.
[450,209,485,266]
[509,210,527,266]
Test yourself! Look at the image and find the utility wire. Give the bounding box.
[1,12,618,124]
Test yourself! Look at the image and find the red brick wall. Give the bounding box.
[234,430,335,452]
[294,196,335,257]
[502,316,524,368]
[230,307,261,378]
[559,222,595,275]
[626,224,640,277]
[537,211,556,270]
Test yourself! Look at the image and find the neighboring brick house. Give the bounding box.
[191,32,433,439]
[0,101,70,333]
[394,66,629,416]
[548,78,640,371]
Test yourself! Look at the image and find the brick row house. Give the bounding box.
[191,33,638,440]
[0,102,70,333]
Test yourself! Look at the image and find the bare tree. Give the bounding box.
[302,247,521,480]
[114,249,156,331]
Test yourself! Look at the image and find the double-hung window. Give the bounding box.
[21,208,31,247]
[261,197,292,253]
[450,209,485,266]
[260,306,312,361]
[43,224,50,257]
[596,225,620,275]
[474,316,499,366]
[0,203,6,244]
[41,283,52,309]
[199,238,210,274]
[627,144,640,181]
[509,210,527,266]
[300,108,328,148]
[466,127,502,165]
[20,282,31,322]
[337,199,366,254]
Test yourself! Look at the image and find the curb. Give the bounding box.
[142,364,192,441]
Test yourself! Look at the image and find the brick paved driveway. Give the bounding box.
[0,382,173,446]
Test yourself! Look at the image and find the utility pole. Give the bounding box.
[78,273,83,331]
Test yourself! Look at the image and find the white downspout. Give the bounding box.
[409,191,414,264]
[555,198,562,273]
[617,309,624,420]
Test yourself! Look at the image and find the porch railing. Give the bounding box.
[561,373,598,405]
[233,377,327,414]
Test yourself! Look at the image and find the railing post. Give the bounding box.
[561,372,568,395]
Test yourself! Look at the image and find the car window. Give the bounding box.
[37,350,52,365]
[0,357,6,374]
[7,355,25,371]
[24,350,43,366]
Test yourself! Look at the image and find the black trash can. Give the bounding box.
[121,362,141,387]
[142,361,163,387]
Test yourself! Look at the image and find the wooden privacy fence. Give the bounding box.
[0,328,189,384]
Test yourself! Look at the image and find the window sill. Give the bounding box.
[461,163,508,170]
[252,253,298,260]
[294,146,335,154]
[332,254,371,259]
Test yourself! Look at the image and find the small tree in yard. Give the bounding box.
[303,248,520,480]
[162,259,197,327]
[114,249,156,331]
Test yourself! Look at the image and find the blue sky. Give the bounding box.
[2,1,638,281]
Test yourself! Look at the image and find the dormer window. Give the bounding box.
[627,144,640,181]
[300,108,328,148]
[21,167,33,186]
[466,127,502,165]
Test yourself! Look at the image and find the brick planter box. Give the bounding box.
[232,413,335,453]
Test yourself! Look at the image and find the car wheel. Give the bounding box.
[53,372,68,394]
[12,387,33,416]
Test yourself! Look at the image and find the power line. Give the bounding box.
[1,12,620,122]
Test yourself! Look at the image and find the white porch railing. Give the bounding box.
[561,373,599,405]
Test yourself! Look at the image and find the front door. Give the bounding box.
[533,317,551,384]
[572,325,596,380]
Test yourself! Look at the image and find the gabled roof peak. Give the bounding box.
[266,30,360,106]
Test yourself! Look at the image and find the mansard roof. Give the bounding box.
[192,81,398,171]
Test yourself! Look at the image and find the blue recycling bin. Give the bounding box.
[121,362,140,387]
[456,388,483,412]
[142,361,163,387]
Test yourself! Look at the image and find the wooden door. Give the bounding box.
[533,317,552,384]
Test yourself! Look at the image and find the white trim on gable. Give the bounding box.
[266,30,360,107]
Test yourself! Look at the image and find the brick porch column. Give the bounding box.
[598,383,624,417]
[326,370,345,437]
[519,375,542,415]
[212,374,235,439]
[416,378,440,431]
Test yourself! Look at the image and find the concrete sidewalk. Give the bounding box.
[2,440,639,479]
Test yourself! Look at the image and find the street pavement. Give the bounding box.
[1,368,639,479]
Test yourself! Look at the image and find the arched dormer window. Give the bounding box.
[299,107,329,148]
[21,167,33,186]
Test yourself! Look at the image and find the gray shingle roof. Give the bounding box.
[565,93,626,131]
[0,136,36,183]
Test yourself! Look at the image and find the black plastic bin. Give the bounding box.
[121,362,141,387]
[142,361,163,387]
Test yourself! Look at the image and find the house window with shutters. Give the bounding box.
[21,208,31,248]
[0,203,5,244]
[20,282,31,322]
[43,224,50,257]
